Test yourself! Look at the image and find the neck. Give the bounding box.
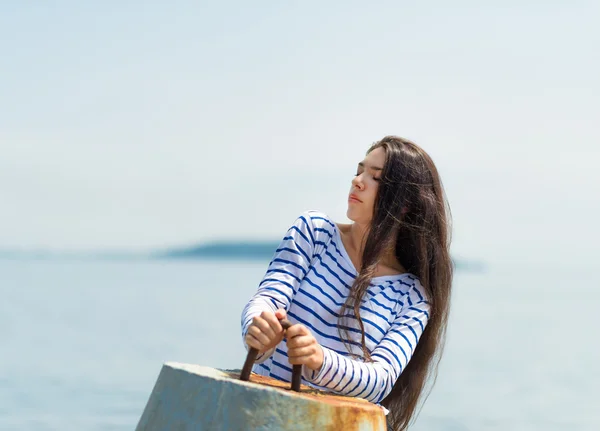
[348,222,370,255]
[349,221,401,272]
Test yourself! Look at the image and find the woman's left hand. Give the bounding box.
[286,324,324,371]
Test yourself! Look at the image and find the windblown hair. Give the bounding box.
[338,136,453,430]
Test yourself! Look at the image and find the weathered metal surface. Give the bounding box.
[136,362,386,431]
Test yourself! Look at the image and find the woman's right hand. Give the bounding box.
[245,309,287,353]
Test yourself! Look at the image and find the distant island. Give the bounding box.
[153,241,282,260]
[154,241,485,272]
[0,240,485,272]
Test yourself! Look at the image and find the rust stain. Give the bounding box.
[311,402,385,431]
[227,371,385,430]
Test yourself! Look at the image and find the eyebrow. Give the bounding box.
[358,162,383,171]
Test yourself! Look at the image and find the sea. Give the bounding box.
[1,258,598,430]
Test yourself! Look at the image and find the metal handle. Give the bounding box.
[240,318,302,392]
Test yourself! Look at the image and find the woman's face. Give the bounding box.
[347,146,385,224]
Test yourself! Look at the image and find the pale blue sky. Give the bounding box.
[1,2,598,268]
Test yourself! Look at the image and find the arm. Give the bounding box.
[241,212,316,361]
[303,300,431,404]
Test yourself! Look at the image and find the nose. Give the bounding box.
[351,173,365,190]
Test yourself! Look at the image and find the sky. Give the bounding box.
[1,1,599,268]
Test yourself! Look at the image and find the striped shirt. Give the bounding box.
[241,210,430,404]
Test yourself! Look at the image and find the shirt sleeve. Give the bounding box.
[303,298,431,404]
[241,212,316,361]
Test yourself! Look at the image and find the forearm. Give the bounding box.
[303,346,397,404]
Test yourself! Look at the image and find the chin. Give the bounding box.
[347,208,372,225]
[346,208,359,222]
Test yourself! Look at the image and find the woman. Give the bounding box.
[241,135,453,430]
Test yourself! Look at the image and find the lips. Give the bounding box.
[349,194,362,203]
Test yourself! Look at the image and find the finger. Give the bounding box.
[287,345,317,360]
[247,324,272,347]
[245,333,264,351]
[286,324,309,338]
[275,308,287,320]
[286,334,314,349]
[261,311,283,335]
[252,316,277,342]
[288,355,308,365]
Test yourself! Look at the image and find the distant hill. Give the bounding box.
[154,241,485,271]
[154,241,280,260]
[0,241,485,271]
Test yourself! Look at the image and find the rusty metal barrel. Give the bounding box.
[135,362,387,431]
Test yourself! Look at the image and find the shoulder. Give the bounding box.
[295,210,337,233]
[291,210,337,251]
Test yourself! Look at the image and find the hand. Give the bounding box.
[245,309,287,353]
[286,324,324,371]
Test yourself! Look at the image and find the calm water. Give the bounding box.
[1,259,598,430]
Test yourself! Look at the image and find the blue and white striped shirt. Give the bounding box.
[241,210,430,404]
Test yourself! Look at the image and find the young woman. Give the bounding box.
[241,136,453,430]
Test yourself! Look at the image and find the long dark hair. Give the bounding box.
[338,136,453,430]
